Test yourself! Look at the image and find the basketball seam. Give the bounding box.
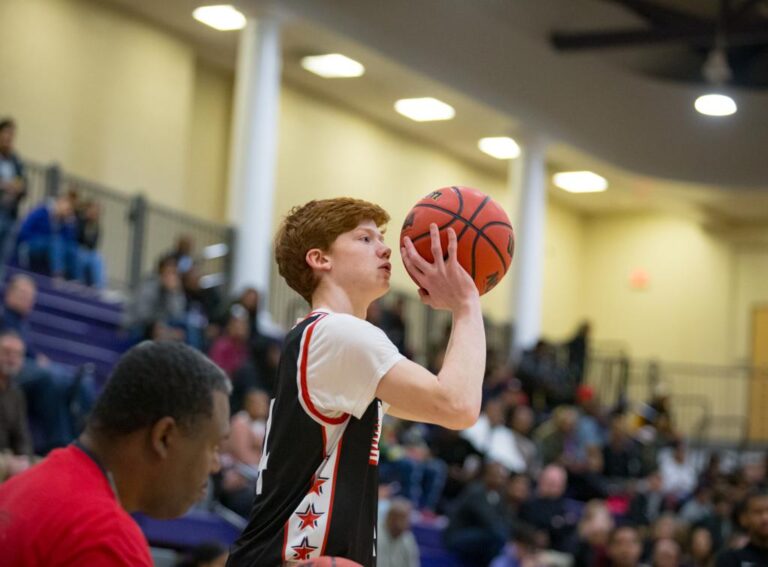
[409,187,465,245]
[410,203,511,271]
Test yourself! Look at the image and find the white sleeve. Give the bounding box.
[306,314,404,419]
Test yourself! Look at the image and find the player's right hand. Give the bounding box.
[401,223,478,312]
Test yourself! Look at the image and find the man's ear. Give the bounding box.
[149,416,179,460]
[306,248,331,272]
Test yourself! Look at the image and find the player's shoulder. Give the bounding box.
[313,311,377,334]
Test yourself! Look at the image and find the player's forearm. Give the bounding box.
[436,300,485,428]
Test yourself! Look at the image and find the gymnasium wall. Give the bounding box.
[0,0,231,220]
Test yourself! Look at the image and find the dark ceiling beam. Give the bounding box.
[551,24,768,50]
[604,0,710,28]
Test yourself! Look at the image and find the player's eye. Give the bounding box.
[361,236,371,242]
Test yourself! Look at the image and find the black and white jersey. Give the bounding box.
[227,310,404,567]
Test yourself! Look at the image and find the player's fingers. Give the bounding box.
[446,228,458,264]
[401,246,424,278]
[403,236,430,272]
[429,224,444,268]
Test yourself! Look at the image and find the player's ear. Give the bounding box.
[306,248,331,272]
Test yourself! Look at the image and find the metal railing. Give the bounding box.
[21,162,234,292]
[586,355,768,447]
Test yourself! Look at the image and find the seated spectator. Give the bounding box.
[680,485,713,525]
[519,464,578,553]
[127,256,187,334]
[380,419,447,514]
[228,388,268,468]
[491,523,545,567]
[509,405,539,475]
[573,500,615,567]
[603,413,643,479]
[652,538,681,567]
[209,306,250,378]
[463,398,528,473]
[16,194,78,279]
[643,513,682,563]
[697,491,734,551]
[606,526,646,567]
[74,199,105,288]
[429,426,482,505]
[0,275,73,452]
[716,489,768,565]
[0,119,27,263]
[506,473,532,522]
[217,388,268,517]
[688,526,715,567]
[533,405,580,467]
[183,264,223,327]
[0,331,33,480]
[377,497,420,567]
[660,441,697,503]
[445,461,512,567]
[168,234,195,275]
[627,470,672,529]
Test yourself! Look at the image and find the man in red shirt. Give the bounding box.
[0,341,231,566]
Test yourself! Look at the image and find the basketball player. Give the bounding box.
[226,198,486,566]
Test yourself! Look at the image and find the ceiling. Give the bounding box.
[97,0,768,224]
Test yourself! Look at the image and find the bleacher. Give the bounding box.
[2,266,130,387]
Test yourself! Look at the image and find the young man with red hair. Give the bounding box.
[227,198,486,566]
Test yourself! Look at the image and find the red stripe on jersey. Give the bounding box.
[320,434,344,556]
[300,314,349,425]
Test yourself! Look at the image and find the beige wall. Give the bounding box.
[733,245,768,364]
[0,0,230,220]
[187,61,233,222]
[581,212,732,364]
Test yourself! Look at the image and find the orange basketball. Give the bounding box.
[399,186,514,295]
[293,557,363,567]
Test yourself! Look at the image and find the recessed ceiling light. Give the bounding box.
[478,137,521,160]
[300,54,365,78]
[694,93,737,116]
[394,97,455,122]
[553,171,608,193]
[192,5,246,31]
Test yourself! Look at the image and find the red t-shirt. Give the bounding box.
[0,445,153,567]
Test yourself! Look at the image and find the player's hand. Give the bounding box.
[401,223,478,312]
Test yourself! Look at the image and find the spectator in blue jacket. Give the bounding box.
[16,194,78,279]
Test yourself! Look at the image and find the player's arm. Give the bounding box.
[376,225,485,430]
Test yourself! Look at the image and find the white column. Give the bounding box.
[509,133,548,357]
[227,14,281,297]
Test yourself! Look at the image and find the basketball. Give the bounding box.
[293,557,363,567]
[399,186,514,295]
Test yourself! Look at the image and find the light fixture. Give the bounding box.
[478,137,521,160]
[394,97,455,122]
[553,171,608,193]
[300,54,365,78]
[192,5,246,31]
[694,93,737,117]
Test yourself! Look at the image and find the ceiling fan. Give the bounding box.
[551,0,768,89]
